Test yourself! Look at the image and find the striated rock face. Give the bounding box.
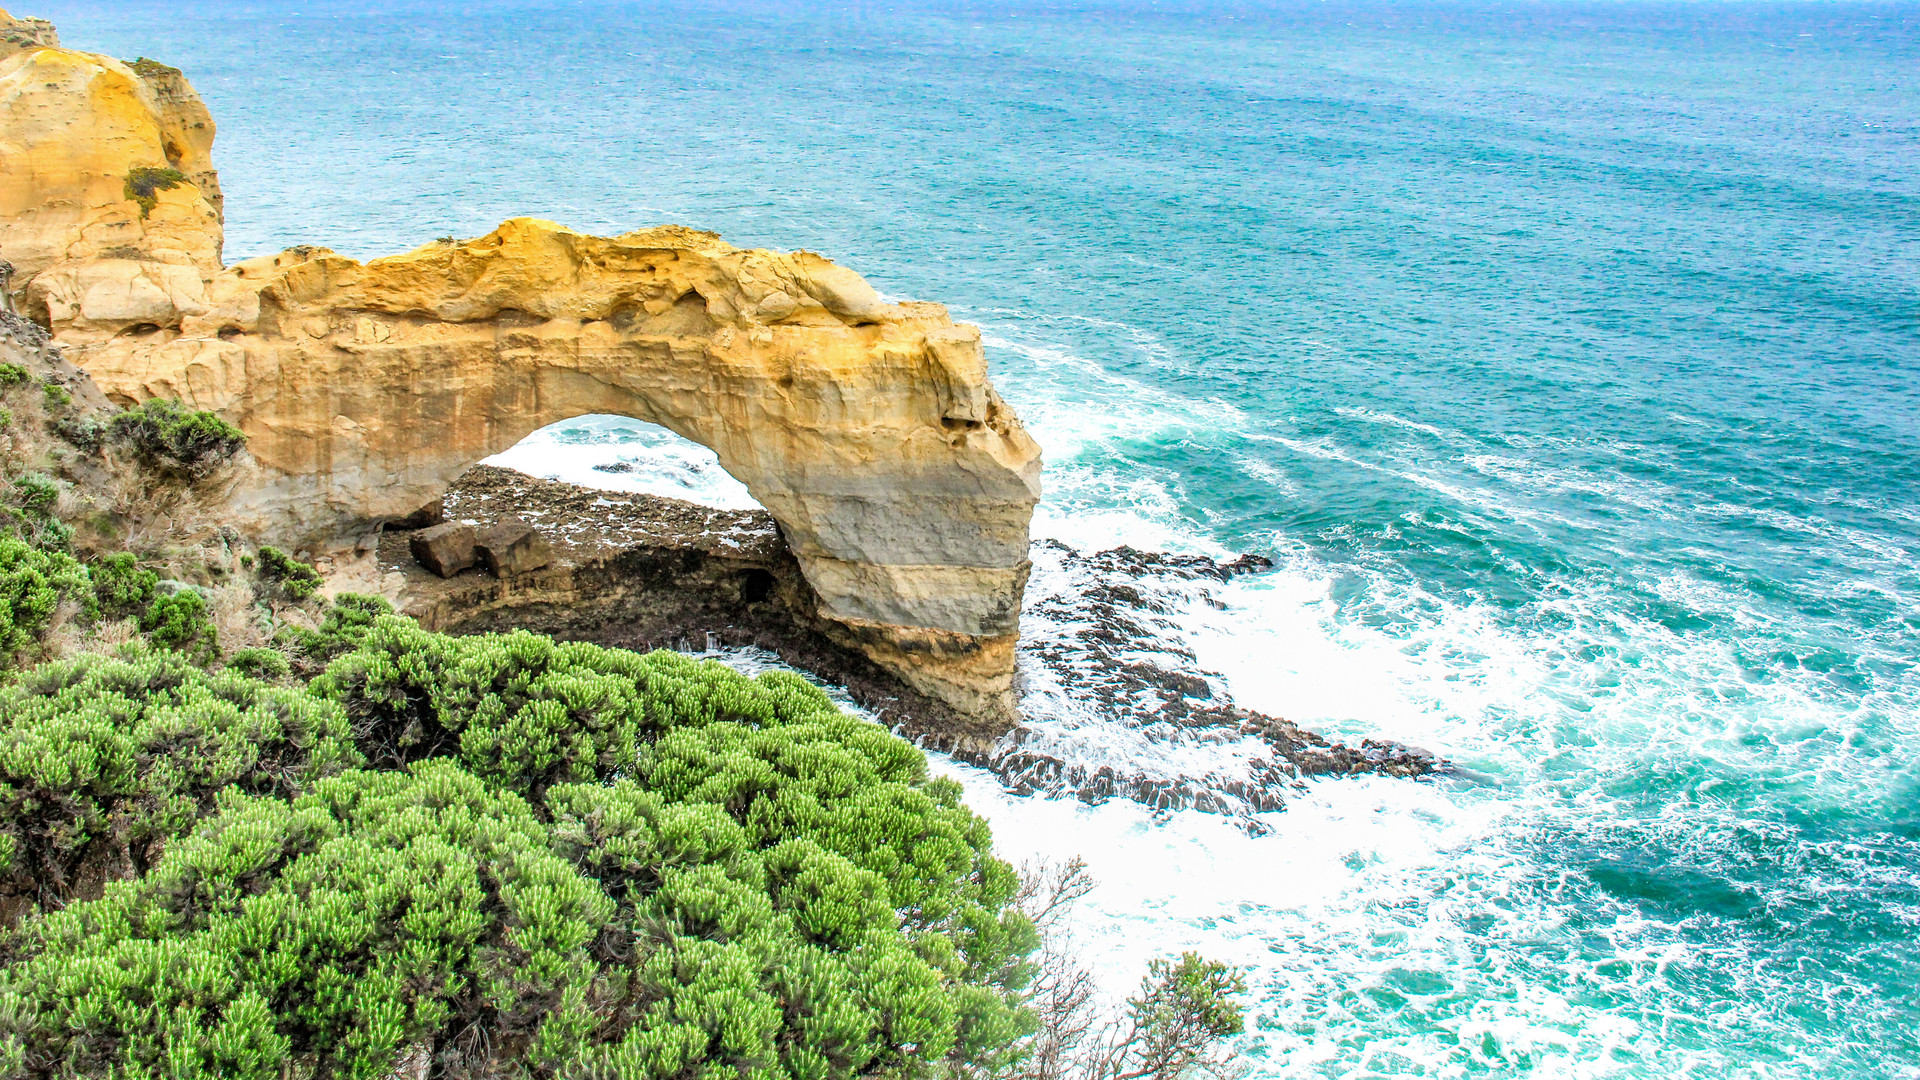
[0,20,1042,726]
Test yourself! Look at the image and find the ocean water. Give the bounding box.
[32,1,1920,1075]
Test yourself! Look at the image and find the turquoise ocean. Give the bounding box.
[34,1,1920,1075]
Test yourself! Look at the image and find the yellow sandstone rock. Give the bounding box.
[0,21,1042,726]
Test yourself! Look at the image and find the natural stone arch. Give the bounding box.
[1,31,1042,727]
[95,222,1041,722]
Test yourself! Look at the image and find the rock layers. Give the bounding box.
[0,18,1041,727]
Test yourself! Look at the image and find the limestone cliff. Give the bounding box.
[0,15,222,330]
[0,18,1042,726]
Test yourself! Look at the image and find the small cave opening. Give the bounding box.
[741,568,776,604]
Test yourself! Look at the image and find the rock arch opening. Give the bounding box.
[481,414,760,512]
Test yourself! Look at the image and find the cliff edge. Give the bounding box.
[0,15,1042,728]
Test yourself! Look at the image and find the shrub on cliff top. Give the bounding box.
[106,398,245,480]
[129,56,182,80]
[0,625,1039,1079]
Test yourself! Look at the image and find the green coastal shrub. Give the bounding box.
[87,552,159,621]
[0,627,1039,1079]
[7,475,56,520]
[272,592,392,675]
[106,398,245,480]
[0,535,89,668]
[50,415,104,453]
[0,650,359,912]
[226,646,292,680]
[2,474,71,552]
[139,588,218,664]
[0,363,27,390]
[257,545,321,601]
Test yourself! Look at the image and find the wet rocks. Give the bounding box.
[476,517,552,577]
[409,521,476,578]
[386,467,1443,828]
[994,537,1444,825]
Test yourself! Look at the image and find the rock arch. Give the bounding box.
[0,30,1042,726]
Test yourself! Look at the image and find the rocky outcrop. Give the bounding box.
[0,9,56,59]
[0,27,221,325]
[0,18,1041,726]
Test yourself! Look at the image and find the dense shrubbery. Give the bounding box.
[137,587,218,663]
[2,474,71,550]
[273,592,392,675]
[0,620,1042,1079]
[105,398,246,480]
[87,552,158,620]
[0,537,89,666]
[0,348,1244,1073]
[0,650,359,912]
[0,543,230,674]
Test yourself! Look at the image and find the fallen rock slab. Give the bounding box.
[409,522,476,578]
[476,517,552,577]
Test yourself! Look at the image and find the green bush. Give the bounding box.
[1,474,72,552]
[272,592,391,675]
[50,415,103,453]
[0,535,89,668]
[257,545,321,601]
[226,646,292,680]
[122,165,187,218]
[106,398,245,481]
[0,650,359,912]
[139,588,218,664]
[0,626,1039,1080]
[38,382,68,410]
[8,474,56,519]
[0,408,12,429]
[0,364,26,389]
[88,552,158,621]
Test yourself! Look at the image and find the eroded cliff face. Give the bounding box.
[0,22,221,326]
[0,21,1042,725]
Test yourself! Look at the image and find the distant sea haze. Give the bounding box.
[41,0,1920,1075]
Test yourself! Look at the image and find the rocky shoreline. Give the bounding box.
[394,465,1442,826]
[382,465,1010,751]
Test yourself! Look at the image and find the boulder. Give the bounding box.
[409,521,475,578]
[476,517,551,577]
[390,498,444,530]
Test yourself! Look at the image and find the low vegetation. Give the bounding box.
[105,397,246,480]
[0,344,1247,1078]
